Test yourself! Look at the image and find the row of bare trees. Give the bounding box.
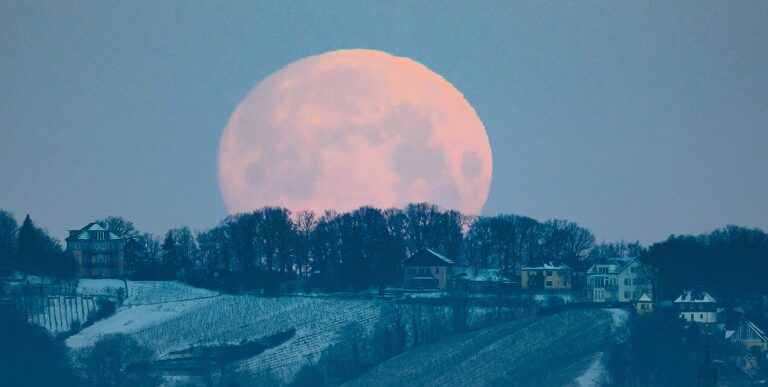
[2,204,643,291]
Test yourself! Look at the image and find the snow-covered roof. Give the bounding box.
[403,248,454,266]
[67,222,125,241]
[586,257,637,274]
[86,223,107,231]
[522,261,570,271]
[637,293,652,302]
[674,290,717,304]
[451,266,514,282]
[729,320,768,344]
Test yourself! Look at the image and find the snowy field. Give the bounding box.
[345,308,627,387]
[65,280,387,384]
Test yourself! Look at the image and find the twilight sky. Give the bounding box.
[1,1,767,244]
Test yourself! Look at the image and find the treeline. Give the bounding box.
[150,203,609,292]
[0,211,77,279]
[641,225,768,299]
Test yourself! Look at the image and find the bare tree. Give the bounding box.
[78,334,156,387]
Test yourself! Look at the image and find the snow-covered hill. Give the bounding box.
[65,280,387,384]
[345,308,629,387]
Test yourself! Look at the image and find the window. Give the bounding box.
[624,278,630,285]
[630,267,637,273]
[546,281,553,287]
[545,271,552,276]
[700,314,704,320]
[624,291,630,299]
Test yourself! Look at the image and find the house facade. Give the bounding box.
[450,267,516,292]
[402,249,454,289]
[66,222,127,278]
[635,293,653,314]
[585,257,653,303]
[674,291,718,324]
[727,320,768,353]
[520,262,572,290]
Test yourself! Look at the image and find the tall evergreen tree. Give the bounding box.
[16,214,41,273]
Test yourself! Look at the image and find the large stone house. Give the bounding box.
[402,249,454,289]
[675,290,718,324]
[585,257,653,303]
[520,262,572,290]
[66,222,128,278]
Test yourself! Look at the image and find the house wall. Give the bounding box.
[587,260,653,303]
[68,240,126,278]
[617,261,653,302]
[404,265,448,289]
[636,301,653,314]
[680,310,717,323]
[522,269,571,289]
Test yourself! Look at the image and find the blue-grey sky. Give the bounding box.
[1,1,767,244]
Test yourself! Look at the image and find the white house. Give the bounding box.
[674,291,718,324]
[585,257,653,303]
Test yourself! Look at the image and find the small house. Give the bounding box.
[674,290,718,324]
[520,262,572,290]
[402,249,454,289]
[726,320,768,353]
[635,292,653,314]
[450,266,516,292]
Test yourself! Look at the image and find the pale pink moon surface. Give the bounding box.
[218,49,493,216]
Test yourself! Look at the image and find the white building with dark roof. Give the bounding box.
[585,257,653,303]
[674,290,718,324]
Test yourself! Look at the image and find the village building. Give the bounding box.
[450,266,516,292]
[726,320,768,353]
[674,290,718,324]
[520,262,572,290]
[66,222,129,278]
[585,257,653,303]
[635,292,653,314]
[402,249,454,289]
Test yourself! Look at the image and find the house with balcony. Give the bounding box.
[585,257,653,303]
[402,249,454,289]
[66,222,128,278]
[520,262,572,290]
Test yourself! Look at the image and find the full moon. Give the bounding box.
[218,49,492,215]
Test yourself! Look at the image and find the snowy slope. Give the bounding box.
[345,309,627,387]
[66,290,386,384]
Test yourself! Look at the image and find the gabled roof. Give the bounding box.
[637,293,652,302]
[403,248,454,266]
[674,290,717,304]
[729,320,768,344]
[66,222,124,241]
[586,257,637,274]
[522,261,571,271]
